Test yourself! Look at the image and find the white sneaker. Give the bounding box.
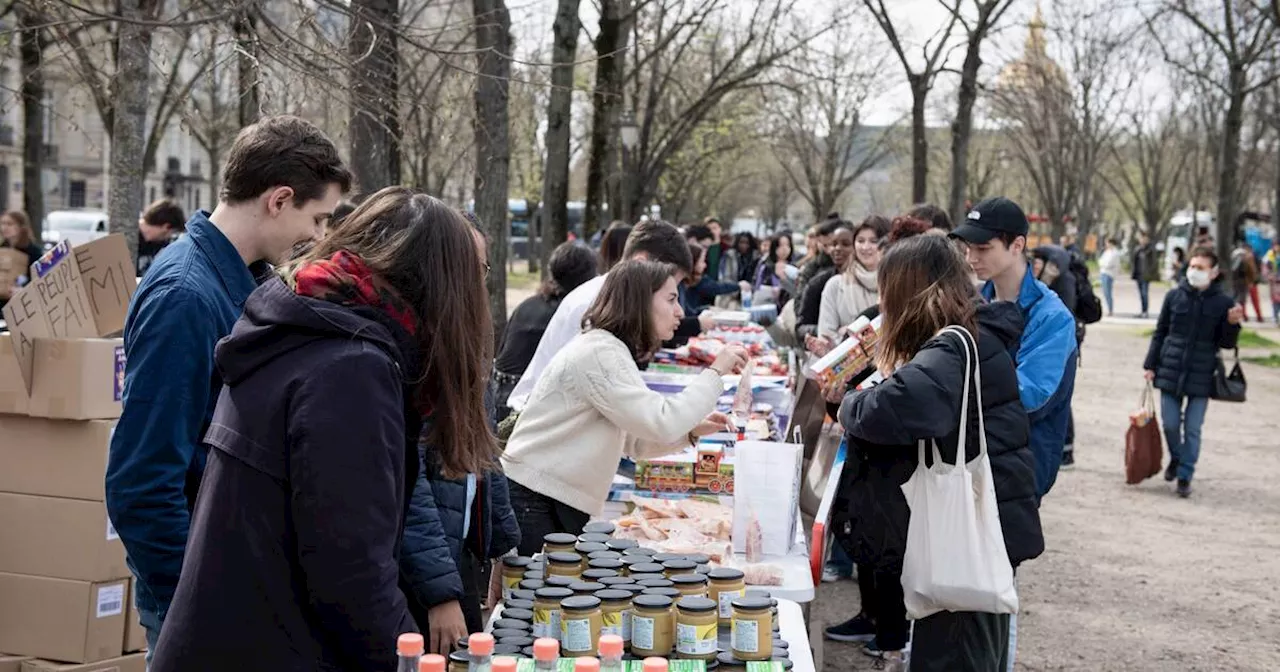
[821,565,845,583]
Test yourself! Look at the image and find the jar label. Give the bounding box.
[533,606,561,639]
[676,621,717,655]
[562,617,593,652]
[602,608,632,641]
[731,617,760,653]
[718,589,743,618]
[502,575,520,601]
[631,615,655,650]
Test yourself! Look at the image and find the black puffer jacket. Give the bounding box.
[835,301,1043,574]
[795,266,838,340]
[1144,279,1240,398]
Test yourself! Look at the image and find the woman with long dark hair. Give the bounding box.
[0,210,42,308]
[834,235,1042,671]
[753,230,796,305]
[151,188,498,671]
[501,260,747,553]
[721,231,759,286]
[492,241,598,420]
[597,221,632,273]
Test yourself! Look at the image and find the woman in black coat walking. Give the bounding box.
[151,188,498,672]
[1144,246,1243,498]
[837,235,1042,672]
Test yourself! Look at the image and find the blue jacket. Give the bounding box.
[686,275,740,312]
[400,390,521,619]
[982,264,1078,497]
[105,212,263,620]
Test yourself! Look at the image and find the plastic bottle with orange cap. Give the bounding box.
[468,632,494,672]
[533,637,559,672]
[398,633,425,672]
[419,653,446,672]
[598,634,624,672]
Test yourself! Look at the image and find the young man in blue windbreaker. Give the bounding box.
[105,117,351,657]
[951,197,1079,500]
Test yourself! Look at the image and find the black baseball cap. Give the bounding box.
[950,197,1029,244]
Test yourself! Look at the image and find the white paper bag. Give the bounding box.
[899,326,1018,619]
[732,440,802,557]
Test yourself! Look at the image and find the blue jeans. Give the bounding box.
[1136,280,1150,314]
[1160,393,1208,481]
[1100,274,1115,314]
[139,604,162,666]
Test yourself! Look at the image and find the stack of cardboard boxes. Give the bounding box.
[0,235,147,672]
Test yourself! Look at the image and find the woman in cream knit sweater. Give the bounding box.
[501,260,747,554]
[817,215,886,342]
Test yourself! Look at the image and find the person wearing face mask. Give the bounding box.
[1143,247,1243,498]
[501,260,747,551]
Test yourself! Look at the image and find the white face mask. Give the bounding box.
[1186,268,1212,289]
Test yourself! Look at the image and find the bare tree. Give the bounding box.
[473,0,513,343]
[349,0,401,193]
[107,0,163,263]
[234,1,262,126]
[184,26,239,200]
[766,30,893,223]
[947,0,1016,226]
[399,0,474,199]
[1102,107,1191,241]
[583,0,633,234]
[540,0,582,271]
[15,2,48,239]
[862,1,958,204]
[508,62,546,272]
[1157,0,1280,280]
[621,0,822,220]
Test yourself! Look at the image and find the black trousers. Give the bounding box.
[507,480,592,557]
[855,563,910,651]
[910,610,1010,672]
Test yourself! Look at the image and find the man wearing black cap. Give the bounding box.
[951,197,1078,500]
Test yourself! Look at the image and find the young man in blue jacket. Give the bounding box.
[951,197,1079,500]
[105,116,351,655]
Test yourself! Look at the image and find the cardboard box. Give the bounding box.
[3,236,135,392]
[0,573,127,663]
[0,248,29,290]
[0,417,113,501]
[0,656,33,672]
[0,334,30,415]
[121,580,144,654]
[0,493,126,581]
[21,654,144,672]
[28,339,125,420]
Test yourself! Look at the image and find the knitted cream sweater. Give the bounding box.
[501,329,724,515]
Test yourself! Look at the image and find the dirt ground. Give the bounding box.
[810,312,1280,671]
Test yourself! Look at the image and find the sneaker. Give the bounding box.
[1164,460,1179,482]
[825,613,876,643]
[1060,449,1075,469]
[821,564,850,583]
[1177,479,1192,498]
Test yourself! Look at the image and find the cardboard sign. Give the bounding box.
[28,338,125,420]
[3,235,136,393]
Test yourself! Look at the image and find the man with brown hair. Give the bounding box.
[136,198,186,276]
[106,116,351,657]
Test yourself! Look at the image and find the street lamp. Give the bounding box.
[617,112,639,223]
[618,112,639,150]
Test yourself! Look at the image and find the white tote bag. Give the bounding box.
[899,325,1018,619]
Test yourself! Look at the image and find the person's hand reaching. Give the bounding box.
[710,343,748,376]
[426,600,469,654]
[691,411,732,438]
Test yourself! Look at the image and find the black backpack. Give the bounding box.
[1068,253,1103,324]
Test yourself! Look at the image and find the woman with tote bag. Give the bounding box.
[839,235,1043,671]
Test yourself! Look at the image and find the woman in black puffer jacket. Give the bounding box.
[1143,246,1242,497]
[836,235,1042,672]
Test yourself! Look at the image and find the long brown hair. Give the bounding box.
[582,259,677,363]
[876,235,978,372]
[285,186,496,478]
[1,211,33,248]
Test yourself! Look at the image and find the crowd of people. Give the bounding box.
[0,113,1257,672]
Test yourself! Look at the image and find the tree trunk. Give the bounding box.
[18,6,45,240]
[235,5,261,127]
[473,0,512,345]
[349,0,401,195]
[949,38,982,226]
[1216,70,1247,293]
[540,0,581,276]
[908,77,928,204]
[584,0,630,235]
[107,0,160,265]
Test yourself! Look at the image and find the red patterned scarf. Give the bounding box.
[291,250,417,335]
